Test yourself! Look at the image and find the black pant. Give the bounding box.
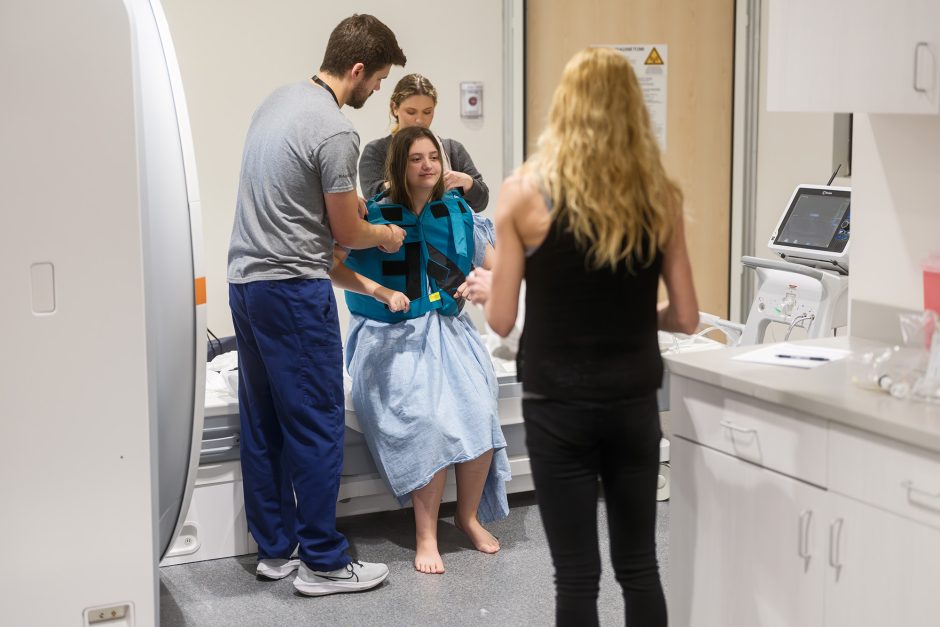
[524,394,666,627]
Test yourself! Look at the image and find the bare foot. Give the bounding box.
[454,517,500,554]
[414,536,445,574]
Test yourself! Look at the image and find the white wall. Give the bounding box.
[161,1,510,337]
[850,115,940,311]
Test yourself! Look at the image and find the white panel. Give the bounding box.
[0,0,156,624]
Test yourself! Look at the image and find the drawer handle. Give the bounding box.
[719,420,757,435]
[901,480,940,501]
[829,518,844,572]
[913,42,931,94]
[798,510,813,560]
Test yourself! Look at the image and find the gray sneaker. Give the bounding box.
[293,560,389,596]
[256,558,300,580]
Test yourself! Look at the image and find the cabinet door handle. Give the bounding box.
[798,510,813,559]
[719,419,757,435]
[913,42,931,94]
[829,518,844,570]
[901,479,940,500]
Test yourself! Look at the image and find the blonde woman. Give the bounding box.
[358,73,489,210]
[463,47,698,626]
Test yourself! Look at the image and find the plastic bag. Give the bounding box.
[849,310,939,403]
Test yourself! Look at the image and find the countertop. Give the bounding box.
[663,336,940,454]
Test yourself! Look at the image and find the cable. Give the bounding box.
[207,328,223,361]
[660,326,734,354]
[826,164,842,186]
[784,314,815,341]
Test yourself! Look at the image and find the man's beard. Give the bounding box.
[346,81,372,109]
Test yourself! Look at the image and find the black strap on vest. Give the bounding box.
[381,242,423,300]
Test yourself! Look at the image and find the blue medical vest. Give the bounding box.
[343,190,476,323]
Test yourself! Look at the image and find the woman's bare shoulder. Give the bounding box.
[497,171,550,248]
[499,171,544,213]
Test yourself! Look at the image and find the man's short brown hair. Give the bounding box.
[320,14,406,76]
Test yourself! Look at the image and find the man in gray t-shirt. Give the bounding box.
[227,81,362,283]
[226,14,406,597]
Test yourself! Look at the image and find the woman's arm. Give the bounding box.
[358,137,390,199]
[329,250,410,313]
[657,204,700,334]
[443,140,489,211]
[480,243,495,270]
[463,175,535,336]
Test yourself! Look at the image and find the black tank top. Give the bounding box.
[518,215,664,400]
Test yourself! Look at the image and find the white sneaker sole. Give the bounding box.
[292,570,389,596]
[256,559,300,580]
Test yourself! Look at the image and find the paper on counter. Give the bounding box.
[732,343,851,369]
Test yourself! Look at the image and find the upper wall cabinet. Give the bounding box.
[767,0,940,114]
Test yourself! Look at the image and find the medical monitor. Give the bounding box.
[768,184,850,271]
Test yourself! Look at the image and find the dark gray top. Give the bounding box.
[358,134,489,211]
[228,81,358,283]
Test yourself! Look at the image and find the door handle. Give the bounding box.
[901,479,940,510]
[798,510,813,560]
[913,42,933,94]
[901,479,940,499]
[719,420,757,435]
[829,518,844,571]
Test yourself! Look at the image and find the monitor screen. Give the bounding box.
[775,189,850,251]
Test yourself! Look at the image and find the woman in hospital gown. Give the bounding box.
[335,126,510,574]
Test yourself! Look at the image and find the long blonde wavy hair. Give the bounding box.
[526,47,682,270]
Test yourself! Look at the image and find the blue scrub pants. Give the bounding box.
[229,278,350,571]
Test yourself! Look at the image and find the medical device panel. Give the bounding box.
[768,185,851,272]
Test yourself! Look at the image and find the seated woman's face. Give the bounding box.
[394,95,436,130]
[406,137,442,195]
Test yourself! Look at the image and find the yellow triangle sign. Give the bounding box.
[644,47,664,65]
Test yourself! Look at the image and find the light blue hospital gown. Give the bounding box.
[344,215,511,523]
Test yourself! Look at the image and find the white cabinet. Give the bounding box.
[767,0,940,113]
[670,437,826,627]
[825,424,940,627]
[825,492,940,627]
[670,374,940,626]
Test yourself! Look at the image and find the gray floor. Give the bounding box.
[159,493,669,626]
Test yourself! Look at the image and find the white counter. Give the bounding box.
[664,336,940,454]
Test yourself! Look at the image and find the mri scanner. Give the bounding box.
[1,1,203,624]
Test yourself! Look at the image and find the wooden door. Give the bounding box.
[527,0,734,317]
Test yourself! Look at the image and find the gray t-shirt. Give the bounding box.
[228,81,359,283]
